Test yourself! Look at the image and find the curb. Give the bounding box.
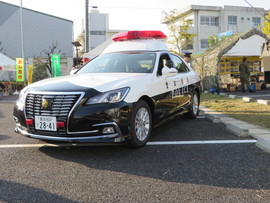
[219,92,270,105]
[256,137,270,153]
[200,106,270,153]
[257,100,270,105]
[226,124,249,137]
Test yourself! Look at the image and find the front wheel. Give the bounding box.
[185,90,199,119]
[127,100,152,148]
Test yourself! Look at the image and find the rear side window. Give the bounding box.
[170,54,190,73]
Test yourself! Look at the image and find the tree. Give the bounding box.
[0,41,6,55]
[207,34,228,49]
[162,9,197,55]
[42,41,61,75]
[260,11,270,35]
[32,59,49,82]
[75,31,85,58]
[208,35,219,48]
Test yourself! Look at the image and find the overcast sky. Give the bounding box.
[2,0,270,38]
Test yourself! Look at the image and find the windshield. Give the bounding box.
[77,52,156,74]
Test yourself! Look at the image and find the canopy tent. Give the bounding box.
[223,34,265,57]
[83,39,114,60]
[0,53,15,70]
[0,53,16,81]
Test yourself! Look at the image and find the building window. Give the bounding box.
[90,31,106,35]
[252,17,261,27]
[201,39,208,49]
[228,16,237,25]
[186,44,193,50]
[200,16,219,26]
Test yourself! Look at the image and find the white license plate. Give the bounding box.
[35,116,57,131]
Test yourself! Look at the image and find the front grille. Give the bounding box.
[26,93,81,117]
[25,93,82,136]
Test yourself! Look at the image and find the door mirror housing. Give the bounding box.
[162,67,178,77]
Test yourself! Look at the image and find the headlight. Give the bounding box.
[18,87,29,103]
[86,87,130,104]
[16,87,29,110]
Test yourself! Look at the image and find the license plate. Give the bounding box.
[35,116,57,131]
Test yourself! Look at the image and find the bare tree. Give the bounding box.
[0,42,6,55]
[162,9,197,55]
[42,41,61,75]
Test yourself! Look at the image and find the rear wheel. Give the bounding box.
[185,90,199,119]
[127,100,152,147]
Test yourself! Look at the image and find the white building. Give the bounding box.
[163,5,267,55]
[87,9,126,51]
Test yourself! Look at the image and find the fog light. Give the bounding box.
[102,127,115,134]
[56,122,65,128]
[26,119,33,125]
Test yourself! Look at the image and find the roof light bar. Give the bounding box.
[112,30,167,42]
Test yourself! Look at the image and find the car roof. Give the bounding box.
[103,39,169,54]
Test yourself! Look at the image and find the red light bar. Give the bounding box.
[112,30,167,42]
[82,58,90,63]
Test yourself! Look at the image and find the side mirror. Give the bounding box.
[162,67,178,77]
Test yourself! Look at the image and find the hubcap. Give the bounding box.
[135,107,150,141]
[192,94,199,115]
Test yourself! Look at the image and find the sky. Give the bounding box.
[2,0,270,39]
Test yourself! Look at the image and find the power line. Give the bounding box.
[244,0,270,23]
[90,6,173,10]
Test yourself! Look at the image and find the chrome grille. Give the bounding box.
[25,93,82,136]
[25,93,81,117]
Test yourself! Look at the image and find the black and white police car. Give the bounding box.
[13,30,201,147]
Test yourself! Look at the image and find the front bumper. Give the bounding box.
[14,121,125,143]
[13,94,134,143]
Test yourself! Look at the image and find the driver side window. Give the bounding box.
[157,54,171,76]
[170,54,189,73]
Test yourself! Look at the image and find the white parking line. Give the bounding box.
[147,140,257,145]
[0,140,257,148]
[196,116,206,119]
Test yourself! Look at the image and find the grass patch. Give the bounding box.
[201,93,270,130]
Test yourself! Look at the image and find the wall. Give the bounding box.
[89,10,109,49]
[0,2,73,59]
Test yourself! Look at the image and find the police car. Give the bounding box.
[13,30,201,147]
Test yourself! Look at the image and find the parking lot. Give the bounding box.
[1,95,270,202]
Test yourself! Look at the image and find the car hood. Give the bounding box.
[28,73,151,93]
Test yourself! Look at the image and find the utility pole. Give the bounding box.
[85,0,89,53]
[20,0,26,85]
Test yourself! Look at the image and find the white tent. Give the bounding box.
[0,53,16,81]
[223,34,265,57]
[83,39,114,60]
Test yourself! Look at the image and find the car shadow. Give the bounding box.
[0,134,10,141]
[0,179,78,203]
[39,136,270,190]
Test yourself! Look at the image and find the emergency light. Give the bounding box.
[112,31,167,42]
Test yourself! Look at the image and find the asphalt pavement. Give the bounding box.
[1,95,270,202]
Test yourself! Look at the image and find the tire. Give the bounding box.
[127,100,152,148]
[185,90,199,119]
